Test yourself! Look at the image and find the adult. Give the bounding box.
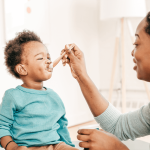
[61,12,150,150]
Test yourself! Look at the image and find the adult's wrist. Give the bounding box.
[76,72,89,83]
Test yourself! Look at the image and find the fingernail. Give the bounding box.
[66,44,70,49]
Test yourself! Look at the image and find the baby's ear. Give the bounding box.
[15,64,28,76]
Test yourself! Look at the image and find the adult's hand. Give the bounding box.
[77,129,129,150]
[61,44,88,80]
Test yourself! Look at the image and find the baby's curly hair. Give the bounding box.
[4,30,42,79]
[145,11,150,35]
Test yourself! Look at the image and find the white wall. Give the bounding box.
[98,0,150,112]
[0,0,23,100]
[46,0,100,126]
[0,0,100,126]
[1,0,149,127]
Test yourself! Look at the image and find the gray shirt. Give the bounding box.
[94,103,150,141]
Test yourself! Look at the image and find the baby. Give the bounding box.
[0,30,78,150]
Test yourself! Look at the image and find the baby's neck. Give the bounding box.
[21,82,44,91]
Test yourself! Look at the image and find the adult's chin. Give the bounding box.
[136,68,143,80]
[136,70,148,81]
[137,73,142,80]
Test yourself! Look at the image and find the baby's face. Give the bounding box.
[23,41,53,82]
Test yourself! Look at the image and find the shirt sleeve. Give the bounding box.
[57,114,75,147]
[0,90,16,146]
[94,103,150,141]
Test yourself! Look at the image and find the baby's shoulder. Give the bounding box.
[3,86,26,103]
[4,88,17,96]
[47,88,59,96]
[2,88,19,105]
[46,88,63,101]
[5,86,22,96]
[47,88,56,93]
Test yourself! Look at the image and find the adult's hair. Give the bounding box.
[4,30,42,79]
[145,11,150,35]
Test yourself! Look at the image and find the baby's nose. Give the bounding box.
[46,60,51,64]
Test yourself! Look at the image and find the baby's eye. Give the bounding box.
[47,58,51,60]
[37,58,43,60]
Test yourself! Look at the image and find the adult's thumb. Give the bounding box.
[65,44,76,62]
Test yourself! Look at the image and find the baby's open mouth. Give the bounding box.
[46,63,53,72]
[46,68,53,72]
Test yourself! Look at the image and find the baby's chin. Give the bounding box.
[44,73,52,81]
[39,73,52,81]
[41,70,53,81]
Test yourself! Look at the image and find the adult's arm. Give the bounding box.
[62,44,109,117]
[63,44,150,141]
[95,102,150,140]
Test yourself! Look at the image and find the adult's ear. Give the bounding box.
[15,64,28,76]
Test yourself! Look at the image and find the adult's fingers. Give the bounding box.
[61,52,66,57]
[62,58,66,66]
[65,43,83,63]
[68,43,81,54]
[61,49,66,65]
[60,49,65,54]
[78,129,95,135]
[66,59,69,63]
[64,54,68,58]
[65,44,76,56]
[77,134,90,142]
[68,43,75,49]
[79,142,90,148]
[65,48,77,63]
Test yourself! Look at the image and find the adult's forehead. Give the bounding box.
[136,18,147,35]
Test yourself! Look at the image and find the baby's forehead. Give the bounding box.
[23,41,49,56]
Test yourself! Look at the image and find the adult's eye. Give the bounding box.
[133,42,138,47]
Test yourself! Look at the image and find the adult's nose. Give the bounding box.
[131,49,134,57]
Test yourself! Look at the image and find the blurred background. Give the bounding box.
[0,0,150,127]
